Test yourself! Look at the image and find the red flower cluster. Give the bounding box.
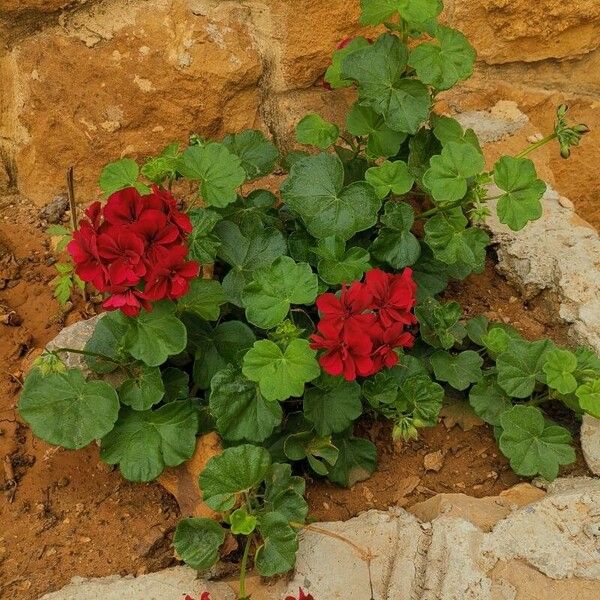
[285,589,315,600]
[68,186,198,317]
[310,269,417,381]
[184,593,210,600]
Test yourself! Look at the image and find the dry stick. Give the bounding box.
[66,167,88,302]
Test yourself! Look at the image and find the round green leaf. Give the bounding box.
[199,444,271,511]
[255,512,299,577]
[346,103,407,158]
[342,34,431,134]
[100,400,198,482]
[242,339,320,401]
[230,508,258,535]
[576,379,600,418]
[191,319,256,389]
[422,142,485,204]
[303,377,363,436]
[99,159,148,197]
[123,301,187,367]
[469,375,513,426]
[242,256,318,329]
[430,350,483,391]
[408,26,476,91]
[84,312,128,374]
[19,369,120,450]
[313,236,370,285]
[396,375,444,427]
[177,279,226,321]
[162,367,190,402]
[542,349,578,395]
[215,220,286,306]
[499,405,575,481]
[209,366,283,442]
[327,435,377,487]
[360,0,442,26]
[187,208,222,264]
[119,364,165,410]
[365,160,415,199]
[222,129,278,180]
[496,339,555,398]
[173,518,226,571]
[493,156,546,231]
[296,113,340,149]
[177,142,245,207]
[324,37,371,89]
[280,153,382,240]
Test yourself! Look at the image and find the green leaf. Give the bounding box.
[296,113,340,149]
[430,350,483,391]
[543,349,578,395]
[327,435,377,487]
[187,208,222,263]
[177,279,226,321]
[84,312,128,374]
[280,153,381,240]
[199,444,271,511]
[141,142,180,184]
[496,339,554,398]
[283,431,339,475]
[173,518,226,571]
[396,375,444,427]
[365,160,414,199]
[431,116,481,151]
[303,376,363,436]
[346,103,407,158]
[123,301,187,367]
[215,220,286,306]
[415,297,464,349]
[408,127,442,184]
[325,37,371,88]
[264,463,308,523]
[481,325,517,358]
[209,366,282,443]
[119,364,165,410]
[222,129,278,180]
[424,208,489,269]
[423,142,485,204]
[465,315,489,346]
[574,347,600,381]
[360,0,442,26]
[576,379,600,418]
[493,156,547,231]
[499,405,575,480]
[19,369,120,450]
[342,34,431,134]
[408,26,476,90]
[371,201,421,269]
[191,320,256,389]
[242,339,320,401]
[469,375,513,426]
[100,401,198,482]
[313,237,370,285]
[242,256,318,329]
[230,508,258,535]
[255,512,299,577]
[362,371,399,409]
[162,368,190,402]
[177,142,245,207]
[411,245,449,300]
[99,159,149,197]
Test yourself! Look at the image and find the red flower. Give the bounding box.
[183,593,211,600]
[67,184,197,316]
[103,187,147,225]
[143,246,199,301]
[285,589,315,600]
[102,287,150,317]
[67,223,108,291]
[370,322,415,371]
[364,268,417,328]
[316,281,374,334]
[310,320,375,381]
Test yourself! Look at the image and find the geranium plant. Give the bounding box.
[20,0,593,595]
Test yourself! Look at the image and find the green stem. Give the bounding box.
[515,133,558,159]
[416,198,465,220]
[526,394,550,407]
[51,346,122,365]
[238,536,252,600]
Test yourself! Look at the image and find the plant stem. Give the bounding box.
[515,133,558,159]
[66,167,88,302]
[526,394,550,407]
[51,346,122,365]
[238,536,252,600]
[416,198,464,220]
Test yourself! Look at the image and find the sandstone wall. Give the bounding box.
[0,0,599,218]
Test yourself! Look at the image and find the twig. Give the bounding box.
[66,167,88,302]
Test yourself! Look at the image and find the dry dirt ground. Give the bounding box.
[0,192,590,599]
